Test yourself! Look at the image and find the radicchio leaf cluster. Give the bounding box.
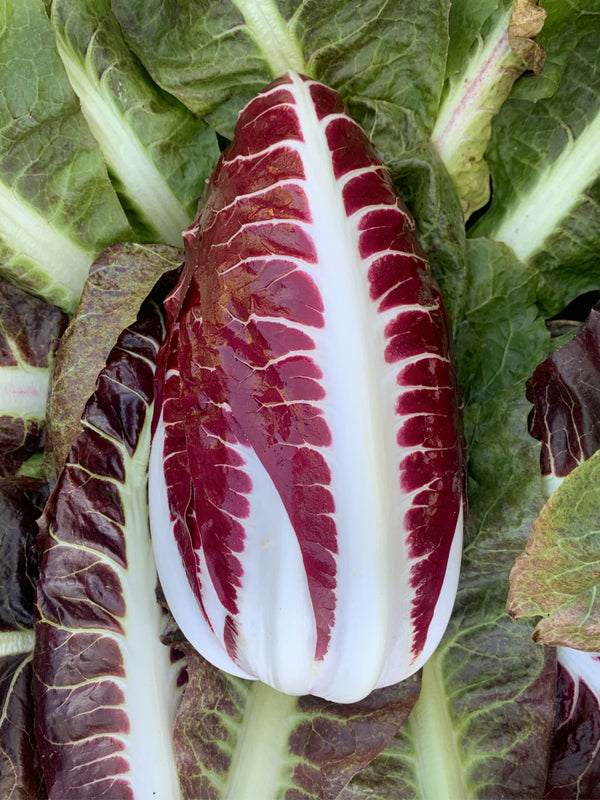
[149,71,465,704]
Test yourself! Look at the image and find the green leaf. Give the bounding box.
[0,0,131,312]
[508,448,600,649]
[173,647,420,800]
[111,0,451,138]
[432,0,546,219]
[455,238,549,405]
[51,0,220,245]
[470,0,600,315]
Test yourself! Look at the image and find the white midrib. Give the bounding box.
[0,629,36,658]
[0,365,50,417]
[223,681,297,800]
[289,72,391,700]
[54,32,191,247]
[407,655,470,800]
[115,412,182,800]
[491,106,600,262]
[0,179,92,311]
[231,0,306,77]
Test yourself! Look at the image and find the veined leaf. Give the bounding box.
[46,242,182,472]
[111,0,450,137]
[51,0,220,245]
[507,445,600,649]
[175,648,419,800]
[508,307,600,646]
[455,238,549,405]
[471,0,600,315]
[0,0,131,312]
[33,286,183,800]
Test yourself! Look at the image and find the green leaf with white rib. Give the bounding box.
[432,0,546,220]
[470,0,600,316]
[0,0,131,313]
[111,0,450,138]
[50,0,220,245]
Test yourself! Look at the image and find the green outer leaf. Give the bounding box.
[173,647,420,800]
[111,0,450,137]
[299,0,450,133]
[0,0,131,312]
[443,0,502,79]
[508,448,600,649]
[111,0,275,137]
[455,238,549,405]
[432,1,545,219]
[51,0,220,245]
[471,0,600,315]
[46,242,182,473]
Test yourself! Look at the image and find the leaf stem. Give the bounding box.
[231,0,307,77]
[408,655,470,800]
[224,682,298,800]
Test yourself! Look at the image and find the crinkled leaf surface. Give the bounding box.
[173,646,420,800]
[46,242,181,473]
[0,0,131,312]
[0,280,66,476]
[455,238,549,406]
[33,284,183,800]
[432,0,546,218]
[111,0,450,138]
[507,447,600,649]
[51,0,220,245]
[471,0,600,316]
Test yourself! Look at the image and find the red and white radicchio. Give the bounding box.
[149,72,465,703]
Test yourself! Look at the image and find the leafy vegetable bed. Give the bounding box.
[1,0,600,798]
